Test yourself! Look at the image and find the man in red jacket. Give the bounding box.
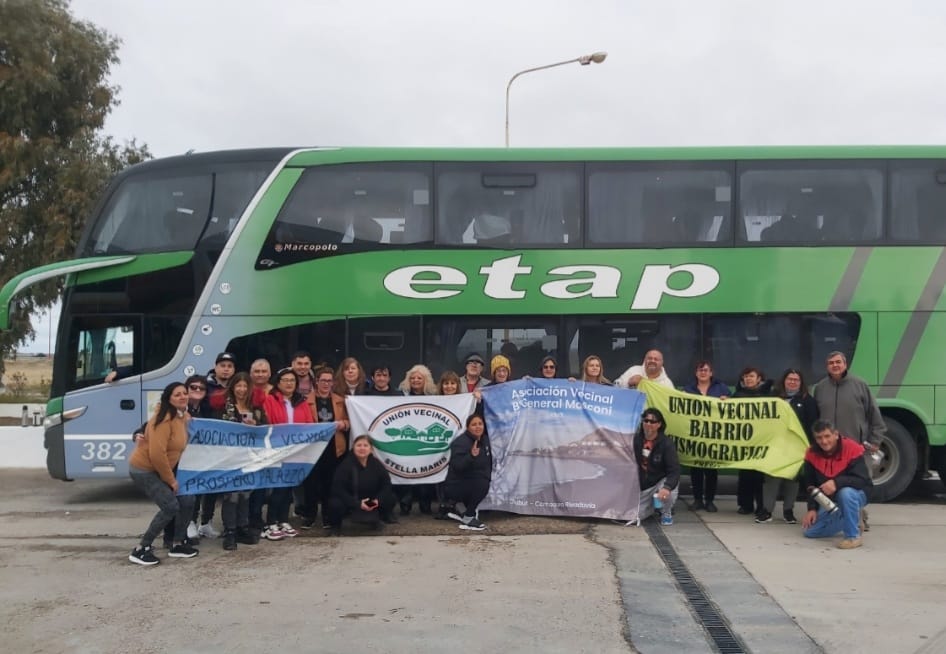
[801,419,872,549]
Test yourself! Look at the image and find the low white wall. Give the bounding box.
[0,426,46,468]
[0,403,46,420]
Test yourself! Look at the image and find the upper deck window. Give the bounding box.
[87,173,212,255]
[436,163,581,246]
[587,163,733,246]
[84,163,271,256]
[270,163,432,252]
[890,162,946,242]
[738,162,884,244]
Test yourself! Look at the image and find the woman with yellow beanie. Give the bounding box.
[489,355,512,384]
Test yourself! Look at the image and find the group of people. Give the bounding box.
[127,345,886,565]
[127,352,497,566]
[625,348,884,550]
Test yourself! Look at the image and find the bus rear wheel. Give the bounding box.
[871,416,916,502]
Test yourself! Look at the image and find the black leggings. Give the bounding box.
[442,478,490,517]
[690,467,718,502]
[737,470,764,512]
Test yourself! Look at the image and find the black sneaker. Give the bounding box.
[705,501,718,513]
[381,513,399,525]
[754,511,773,524]
[459,516,487,531]
[168,542,199,558]
[129,545,160,566]
[236,528,260,545]
[300,516,317,530]
[400,502,412,516]
[434,504,455,521]
[782,510,797,524]
[222,530,237,551]
[737,507,754,515]
[691,499,706,511]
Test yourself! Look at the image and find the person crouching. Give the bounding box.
[801,419,872,549]
[436,414,492,531]
[632,408,680,526]
[326,435,398,533]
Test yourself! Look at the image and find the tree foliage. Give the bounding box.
[0,0,150,373]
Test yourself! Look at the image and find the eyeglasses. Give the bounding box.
[642,418,660,424]
[317,378,333,384]
[188,385,207,391]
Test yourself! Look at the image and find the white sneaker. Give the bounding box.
[186,521,199,540]
[197,522,219,539]
[262,524,285,541]
[279,522,298,537]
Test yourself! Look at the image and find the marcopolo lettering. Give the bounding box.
[382,255,720,310]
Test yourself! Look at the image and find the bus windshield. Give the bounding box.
[83,164,271,255]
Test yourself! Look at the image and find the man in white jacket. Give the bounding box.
[615,350,674,389]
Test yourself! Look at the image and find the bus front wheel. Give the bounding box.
[871,416,917,502]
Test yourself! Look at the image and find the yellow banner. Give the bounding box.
[639,380,809,479]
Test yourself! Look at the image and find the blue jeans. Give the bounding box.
[638,480,678,522]
[803,487,867,540]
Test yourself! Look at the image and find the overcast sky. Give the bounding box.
[21,0,946,350]
[70,0,946,153]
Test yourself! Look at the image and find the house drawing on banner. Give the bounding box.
[385,423,452,443]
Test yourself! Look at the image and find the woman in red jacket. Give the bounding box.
[260,368,315,540]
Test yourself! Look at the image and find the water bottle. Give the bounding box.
[652,492,663,510]
[808,487,839,514]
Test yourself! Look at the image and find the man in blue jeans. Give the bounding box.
[801,419,872,549]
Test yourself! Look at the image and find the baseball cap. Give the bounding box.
[215,352,236,364]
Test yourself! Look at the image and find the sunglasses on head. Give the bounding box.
[188,384,206,391]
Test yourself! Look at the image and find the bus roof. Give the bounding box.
[283,145,946,167]
[117,145,946,174]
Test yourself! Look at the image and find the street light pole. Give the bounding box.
[504,51,607,147]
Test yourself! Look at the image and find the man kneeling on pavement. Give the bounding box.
[802,419,872,549]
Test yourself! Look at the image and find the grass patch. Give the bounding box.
[1,356,53,402]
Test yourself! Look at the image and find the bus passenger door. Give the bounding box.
[60,315,143,478]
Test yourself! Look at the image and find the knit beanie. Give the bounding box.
[490,355,511,377]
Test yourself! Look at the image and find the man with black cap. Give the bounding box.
[460,353,490,393]
[195,351,237,540]
[207,352,236,413]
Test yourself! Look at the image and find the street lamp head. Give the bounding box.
[579,51,608,66]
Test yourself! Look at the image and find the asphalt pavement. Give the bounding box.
[2,435,945,654]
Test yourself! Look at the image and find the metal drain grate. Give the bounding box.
[644,521,749,654]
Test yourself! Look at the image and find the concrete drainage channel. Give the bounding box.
[643,521,748,653]
[594,509,823,654]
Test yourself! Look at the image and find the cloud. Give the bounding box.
[66,0,946,155]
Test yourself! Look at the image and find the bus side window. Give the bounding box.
[916,185,946,242]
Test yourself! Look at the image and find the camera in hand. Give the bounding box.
[808,486,840,514]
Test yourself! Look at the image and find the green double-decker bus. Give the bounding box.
[3,146,945,501]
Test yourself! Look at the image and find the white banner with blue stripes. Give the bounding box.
[176,418,336,495]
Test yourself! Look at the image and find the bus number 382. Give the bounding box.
[79,441,128,461]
